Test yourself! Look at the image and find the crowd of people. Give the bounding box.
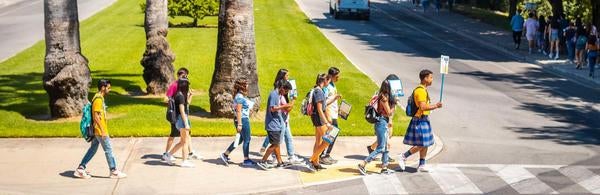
[71,66,443,178]
[511,9,599,78]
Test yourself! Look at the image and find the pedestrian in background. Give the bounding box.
[524,12,539,54]
[510,9,524,50]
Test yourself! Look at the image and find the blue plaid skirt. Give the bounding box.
[403,116,434,147]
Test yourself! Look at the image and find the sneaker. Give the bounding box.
[276,162,293,169]
[219,153,229,166]
[381,168,395,175]
[188,151,203,160]
[388,157,396,163]
[74,168,91,179]
[548,53,553,58]
[543,51,548,55]
[326,156,338,164]
[367,146,374,154]
[163,153,174,165]
[110,170,127,179]
[554,54,559,60]
[288,155,304,164]
[314,164,327,170]
[320,157,333,165]
[259,147,266,155]
[242,159,256,166]
[180,160,195,168]
[397,154,406,171]
[305,162,316,172]
[256,161,270,170]
[358,164,367,175]
[417,165,431,172]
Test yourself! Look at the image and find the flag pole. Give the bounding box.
[440,74,445,102]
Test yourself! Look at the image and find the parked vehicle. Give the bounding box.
[329,0,370,20]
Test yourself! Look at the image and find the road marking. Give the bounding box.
[363,174,408,194]
[489,164,558,194]
[559,166,600,194]
[429,165,482,194]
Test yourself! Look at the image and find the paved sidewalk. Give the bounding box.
[0,136,442,194]
[387,0,600,89]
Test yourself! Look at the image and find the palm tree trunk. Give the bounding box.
[141,0,175,95]
[209,0,259,118]
[43,0,91,118]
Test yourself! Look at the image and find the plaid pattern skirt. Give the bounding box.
[403,116,434,147]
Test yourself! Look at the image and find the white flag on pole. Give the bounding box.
[440,55,450,74]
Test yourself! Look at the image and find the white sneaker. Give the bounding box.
[396,154,406,171]
[417,165,431,172]
[74,168,91,179]
[181,160,195,168]
[110,170,127,179]
[554,54,559,60]
[163,153,174,165]
[188,151,203,160]
[548,53,553,58]
[288,155,304,164]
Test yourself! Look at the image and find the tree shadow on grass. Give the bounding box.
[0,71,168,120]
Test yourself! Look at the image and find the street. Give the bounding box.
[285,0,600,193]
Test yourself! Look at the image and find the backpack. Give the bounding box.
[166,97,177,124]
[405,86,428,117]
[79,97,99,142]
[301,88,316,115]
[364,94,379,124]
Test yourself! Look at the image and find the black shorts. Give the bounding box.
[267,131,281,145]
[311,114,325,127]
[169,124,180,137]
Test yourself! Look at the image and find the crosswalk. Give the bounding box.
[336,164,600,194]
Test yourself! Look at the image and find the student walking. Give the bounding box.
[397,70,443,173]
[587,36,598,78]
[74,79,127,179]
[307,74,333,171]
[163,79,195,168]
[548,17,561,60]
[256,80,294,170]
[163,68,201,162]
[576,29,589,69]
[357,76,398,175]
[510,9,524,49]
[259,69,303,164]
[537,15,547,54]
[320,67,342,165]
[564,22,577,64]
[523,13,539,54]
[220,79,256,166]
[365,74,401,163]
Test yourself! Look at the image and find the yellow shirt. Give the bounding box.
[92,94,108,135]
[414,85,430,117]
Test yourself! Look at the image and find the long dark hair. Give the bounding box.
[177,78,190,104]
[378,74,398,108]
[315,73,327,88]
[273,69,288,89]
[234,78,248,96]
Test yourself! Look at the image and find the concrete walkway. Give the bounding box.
[0,136,442,194]
[390,0,600,89]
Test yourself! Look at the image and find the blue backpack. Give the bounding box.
[405,86,427,117]
[79,97,99,142]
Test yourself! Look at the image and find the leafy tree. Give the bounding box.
[140,0,219,27]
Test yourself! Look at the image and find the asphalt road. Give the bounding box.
[287,0,600,193]
[0,0,115,62]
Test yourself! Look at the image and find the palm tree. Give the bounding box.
[209,0,260,118]
[43,0,91,118]
[141,0,175,95]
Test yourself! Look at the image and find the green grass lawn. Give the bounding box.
[453,4,511,31]
[0,0,409,137]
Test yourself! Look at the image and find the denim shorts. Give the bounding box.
[175,115,191,130]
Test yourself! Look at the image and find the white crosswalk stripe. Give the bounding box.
[358,163,600,194]
[429,164,482,194]
[559,166,600,194]
[363,174,408,194]
[488,164,558,194]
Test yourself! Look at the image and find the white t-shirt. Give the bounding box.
[524,19,539,35]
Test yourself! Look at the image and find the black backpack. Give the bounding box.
[405,86,427,117]
[166,97,177,124]
[364,95,379,124]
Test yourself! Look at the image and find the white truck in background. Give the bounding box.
[329,0,370,20]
